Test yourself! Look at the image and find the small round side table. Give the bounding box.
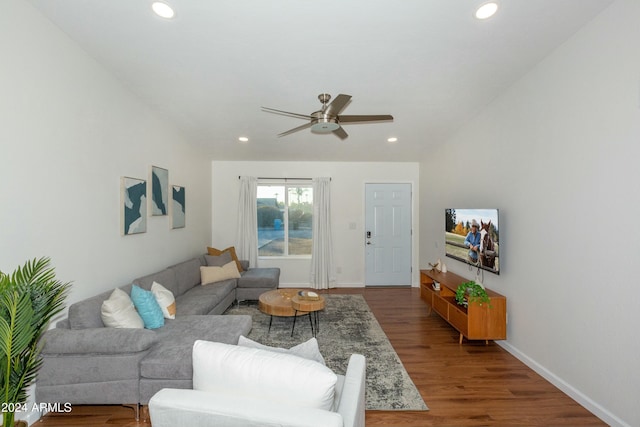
[291,294,325,337]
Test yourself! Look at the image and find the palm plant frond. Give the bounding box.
[0,257,71,427]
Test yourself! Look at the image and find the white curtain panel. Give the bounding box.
[310,177,335,289]
[236,176,258,268]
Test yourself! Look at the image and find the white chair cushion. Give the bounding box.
[192,340,338,411]
[149,388,344,427]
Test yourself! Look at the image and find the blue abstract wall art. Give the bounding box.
[172,185,186,229]
[121,177,147,235]
[151,165,169,216]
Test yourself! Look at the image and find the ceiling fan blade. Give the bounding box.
[325,94,352,116]
[338,114,394,123]
[262,106,313,120]
[278,121,313,137]
[332,126,349,140]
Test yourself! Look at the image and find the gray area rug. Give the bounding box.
[225,294,428,411]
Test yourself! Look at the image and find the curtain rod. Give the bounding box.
[238,176,330,181]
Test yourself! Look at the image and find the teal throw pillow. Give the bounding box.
[130,285,165,329]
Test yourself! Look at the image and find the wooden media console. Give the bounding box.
[420,269,507,344]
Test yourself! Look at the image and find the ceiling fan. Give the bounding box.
[261,93,393,140]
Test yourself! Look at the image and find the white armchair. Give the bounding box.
[149,340,366,427]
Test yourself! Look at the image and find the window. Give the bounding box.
[257,183,313,257]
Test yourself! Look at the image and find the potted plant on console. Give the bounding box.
[0,258,71,427]
[455,281,490,308]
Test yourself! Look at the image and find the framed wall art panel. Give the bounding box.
[172,185,186,229]
[121,176,147,235]
[150,165,169,216]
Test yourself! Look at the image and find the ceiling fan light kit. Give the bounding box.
[311,118,340,133]
[262,93,393,140]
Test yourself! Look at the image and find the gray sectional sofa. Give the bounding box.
[35,254,279,415]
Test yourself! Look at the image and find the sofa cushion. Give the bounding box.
[68,289,114,329]
[207,246,243,272]
[192,340,337,411]
[152,282,176,319]
[204,251,233,267]
[238,268,280,289]
[134,268,179,297]
[101,288,144,329]
[131,285,165,329]
[140,315,252,380]
[174,279,237,316]
[200,262,240,286]
[168,258,204,296]
[238,336,326,365]
[41,327,156,355]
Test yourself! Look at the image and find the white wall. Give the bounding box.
[419,1,639,426]
[212,161,419,287]
[0,0,212,307]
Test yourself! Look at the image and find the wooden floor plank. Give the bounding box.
[37,287,606,426]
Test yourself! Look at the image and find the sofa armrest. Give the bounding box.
[40,327,157,355]
[336,354,366,427]
[149,388,343,427]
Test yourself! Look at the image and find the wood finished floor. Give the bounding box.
[37,287,606,427]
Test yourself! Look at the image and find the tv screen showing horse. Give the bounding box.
[445,208,499,275]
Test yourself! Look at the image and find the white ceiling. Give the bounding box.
[28,0,612,162]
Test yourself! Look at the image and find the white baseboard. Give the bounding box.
[16,410,42,426]
[278,282,419,288]
[278,282,366,288]
[497,340,629,427]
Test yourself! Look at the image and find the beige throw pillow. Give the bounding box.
[200,261,241,285]
[151,281,176,319]
[101,288,144,329]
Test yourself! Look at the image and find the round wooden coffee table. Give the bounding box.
[259,289,325,337]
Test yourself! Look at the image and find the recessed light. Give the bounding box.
[238,136,249,143]
[152,2,175,19]
[475,2,498,20]
[387,137,398,143]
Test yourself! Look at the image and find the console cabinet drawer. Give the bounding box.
[420,284,433,306]
[432,295,449,318]
[448,306,468,336]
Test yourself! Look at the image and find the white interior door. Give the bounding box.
[365,183,412,286]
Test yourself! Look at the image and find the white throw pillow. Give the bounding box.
[200,261,241,285]
[101,288,144,328]
[192,340,337,411]
[151,281,176,319]
[238,335,326,366]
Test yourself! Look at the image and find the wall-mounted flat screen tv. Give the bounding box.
[445,208,499,274]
